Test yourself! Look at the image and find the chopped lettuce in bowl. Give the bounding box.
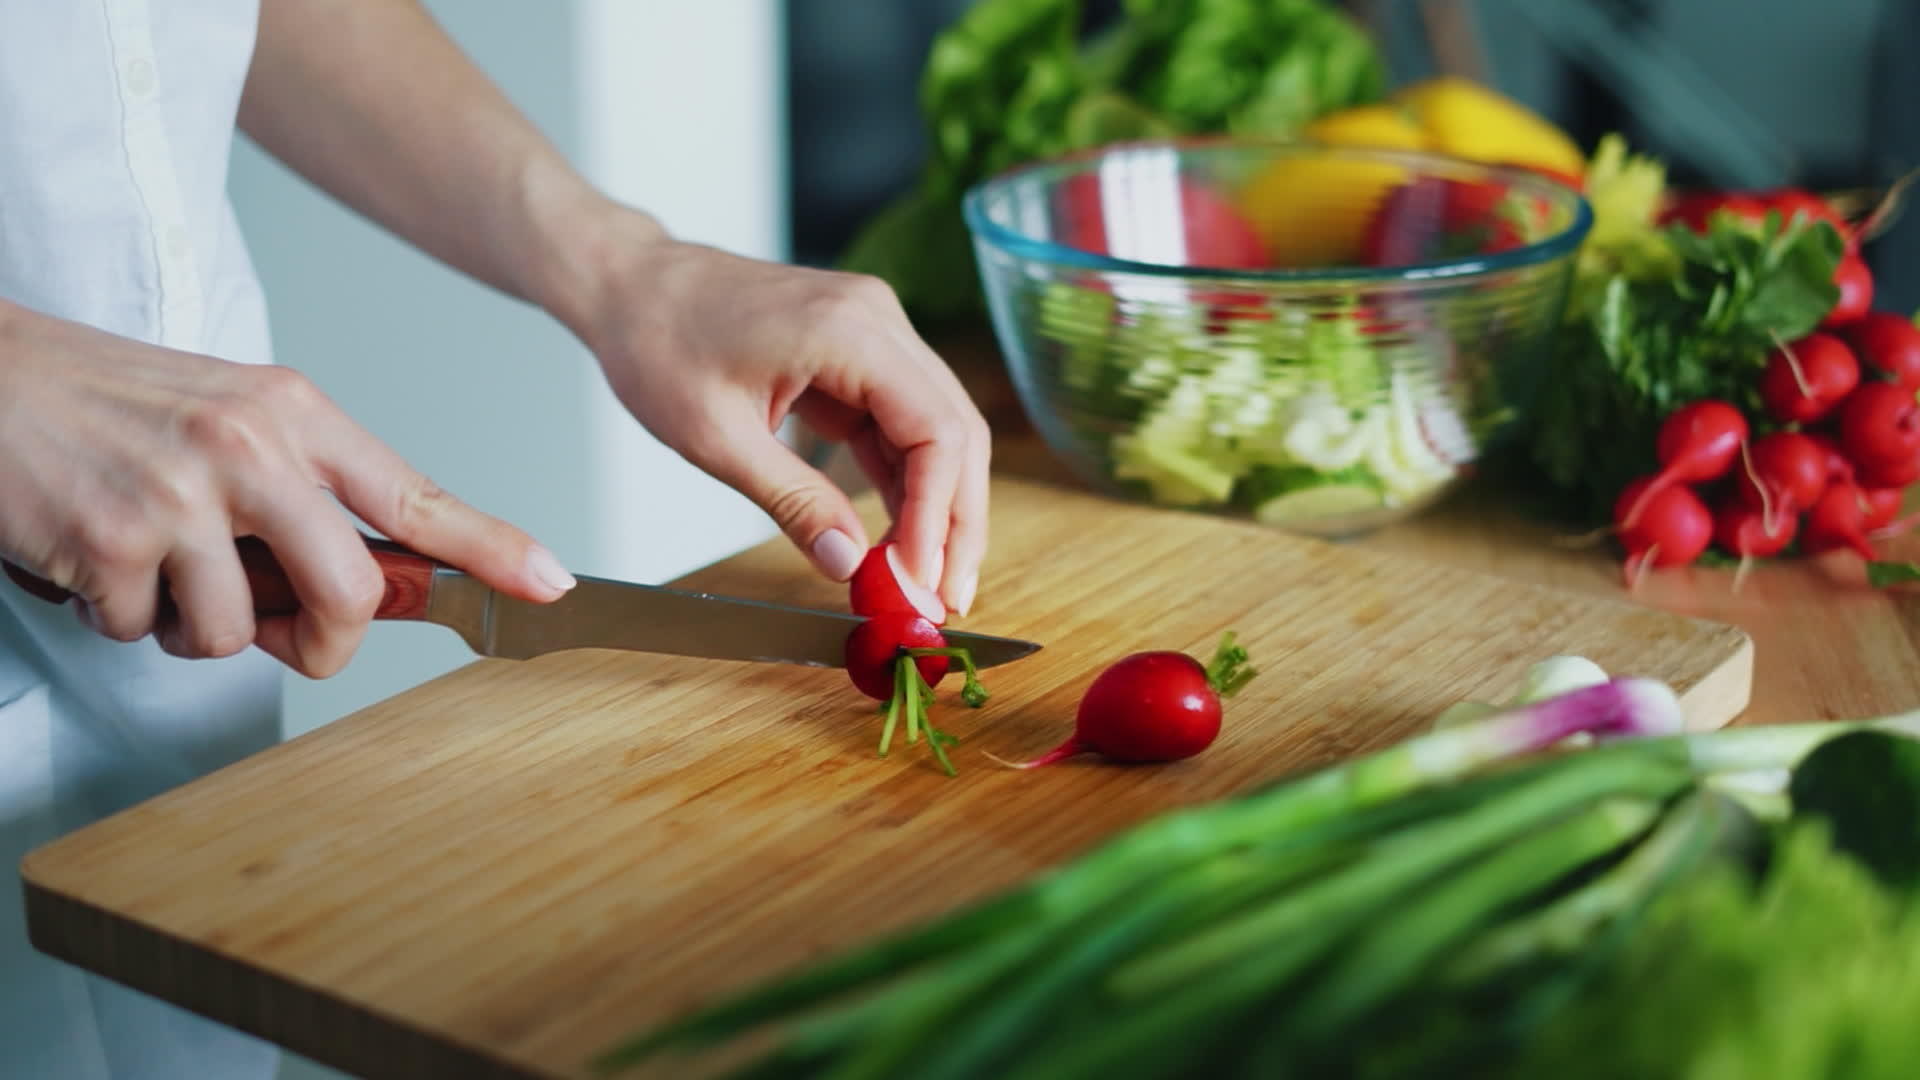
[1024,277,1489,535]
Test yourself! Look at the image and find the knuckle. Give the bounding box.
[248,364,323,412]
[68,516,156,579]
[387,474,457,540]
[133,459,209,521]
[188,621,254,659]
[338,557,386,621]
[807,276,893,331]
[177,395,272,464]
[300,629,362,679]
[840,272,898,311]
[760,484,821,533]
[91,601,152,643]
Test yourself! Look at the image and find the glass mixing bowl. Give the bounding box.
[961,137,1592,537]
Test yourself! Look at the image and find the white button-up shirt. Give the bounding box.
[1,3,284,1077]
[0,0,273,364]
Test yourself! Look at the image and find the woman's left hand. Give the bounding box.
[566,219,992,617]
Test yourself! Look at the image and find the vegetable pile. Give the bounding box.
[591,657,1920,1078]
[1502,135,1920,584]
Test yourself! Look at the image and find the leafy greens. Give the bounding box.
[838,0,1387,325]
[1508,205,1845,523]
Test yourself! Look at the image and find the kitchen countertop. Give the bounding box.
[924,328,1920,727]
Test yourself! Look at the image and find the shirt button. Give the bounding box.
[125,58,157,98]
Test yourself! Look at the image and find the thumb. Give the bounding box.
[698,421,871,582]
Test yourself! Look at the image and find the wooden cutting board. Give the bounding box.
[21,476,1751,1080]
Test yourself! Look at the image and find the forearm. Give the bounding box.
[237,0,658,332]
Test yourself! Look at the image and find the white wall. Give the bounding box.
[228,2,787,742]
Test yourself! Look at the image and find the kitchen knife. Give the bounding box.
[1,538,1042,670]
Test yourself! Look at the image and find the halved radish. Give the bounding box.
[849,543,947,626]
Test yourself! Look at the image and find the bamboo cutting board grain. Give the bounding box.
[21,477,1752,1080]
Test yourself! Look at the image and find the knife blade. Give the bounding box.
[3,537,1042,670]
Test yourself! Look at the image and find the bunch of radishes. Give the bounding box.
[1614,312,1920,583]
[1610,185,1920,583]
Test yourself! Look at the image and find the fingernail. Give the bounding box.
[952,570,978,617]
[812,528,862,581]
[525,545,577,594]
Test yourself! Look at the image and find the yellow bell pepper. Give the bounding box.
[1236,152,1408,267]
[1234,106,1428,266]
[1390,76,1586,180]
[1302,103,1430,151]
[1230,79,1586,267]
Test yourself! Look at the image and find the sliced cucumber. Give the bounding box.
[1252,482,1384,525]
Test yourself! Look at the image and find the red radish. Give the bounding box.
[1840,311,1920,389]
[1861,487,1905,531]
[1714,498,1796,559]
[1613,477,1713,587]
[1801,482,1879,561]
[1617,400,1748,530]
[1764,188,1847,232]
[1856,450,1920,491]
[848,543,946,625]
[994,633,1255,769]
[1360,177,1523,266]
[1803,430,1857,485]
[1823,254,1874,328]
[1659,191,1768,232]
[1734,431,1830,531]
[843,612,949,701]
[843,611,991,776]
[1839,381,1920,468]
[1758,333,1859,423]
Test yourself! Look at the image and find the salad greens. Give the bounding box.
[1033,280,1475,526]
[590,655,1920,1080]
[839,0,1386,325]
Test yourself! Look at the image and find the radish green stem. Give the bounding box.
[904,660,922,747]
[906,646,990,706]
[898,656,958,775]
[877,661,905,758]
[1203,632,1256,697]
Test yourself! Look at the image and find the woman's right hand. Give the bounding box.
[0,300,575,677]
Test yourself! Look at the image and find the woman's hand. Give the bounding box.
[568,220,992,616]
[0,300,575,677]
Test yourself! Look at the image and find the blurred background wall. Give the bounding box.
[232,2,788,753]
[786,0,1916,302]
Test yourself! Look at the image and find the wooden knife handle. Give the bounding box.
[3,536,441,621]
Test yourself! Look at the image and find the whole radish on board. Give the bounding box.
[993,633,1256,769]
